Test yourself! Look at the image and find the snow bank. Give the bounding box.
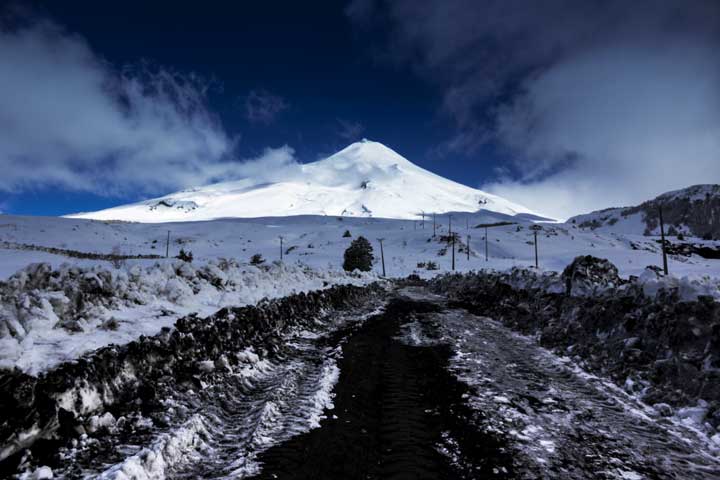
[637,268,720,302]
[97,414,212,480]
[434,257,720,303]
[0,260,376,373]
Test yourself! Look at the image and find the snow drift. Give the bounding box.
[0,260,376,373]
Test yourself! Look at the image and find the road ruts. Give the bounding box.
[248,298,515,480]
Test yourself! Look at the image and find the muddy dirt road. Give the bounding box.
[15,287,720,479]
[239,289,720,480]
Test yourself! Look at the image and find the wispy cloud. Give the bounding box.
[244,89,288,124]
[348,0,720,218]
[0,13,301,198]
[336,118,365,141]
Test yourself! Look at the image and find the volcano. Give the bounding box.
[69,140,542,222]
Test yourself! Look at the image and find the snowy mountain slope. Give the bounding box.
[68,140,544,222]
[568,184,720,239]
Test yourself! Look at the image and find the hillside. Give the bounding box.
[568,184,720,239]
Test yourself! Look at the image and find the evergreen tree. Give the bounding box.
[343,236,374,272]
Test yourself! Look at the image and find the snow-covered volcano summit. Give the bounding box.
[69,140,541,222]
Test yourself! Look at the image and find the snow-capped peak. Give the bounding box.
[68,141,543,223]
[320,139,415,169]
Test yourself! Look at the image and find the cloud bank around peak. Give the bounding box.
[0,15,297,197]
[348,0,720,219]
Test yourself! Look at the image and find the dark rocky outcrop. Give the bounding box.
[561,255,622,296]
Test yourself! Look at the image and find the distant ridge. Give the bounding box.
[568,184,720,239]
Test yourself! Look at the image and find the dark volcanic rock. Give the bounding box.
[562,255,622,296]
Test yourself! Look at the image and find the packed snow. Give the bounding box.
[67,140,544,222]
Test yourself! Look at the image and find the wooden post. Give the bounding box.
[485,226,488,261]
[466,234,470,261]
[377,238,386,277]
[279,236,284,262]
[165,230,170,259]
[534,230,538,269]
[451,234,455,271]
[659,206,668,275]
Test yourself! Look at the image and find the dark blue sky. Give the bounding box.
[3,0,502,216]
[3,1,718,219]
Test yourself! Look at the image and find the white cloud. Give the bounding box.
[0,18,273,196]
[244,89,288,124]
[487,42,720,219]
[336,118,365,141]
[348,0,720,219]
[231,145,302,183]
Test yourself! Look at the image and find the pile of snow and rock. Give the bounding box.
[0,259,377,373]
[429,256,720,438]
[561,255,622,296]
[0,283,386,477]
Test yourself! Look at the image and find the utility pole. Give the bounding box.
[485,226,489,261]
[433,213,436,236]
[165,230,170,259]
[279,235,284,262]
[658,205,669,275]
[466,235,470,261]
[377,238,386,277]
[449,215,455,271]
[534,230,539,269]
[421,212,425,229]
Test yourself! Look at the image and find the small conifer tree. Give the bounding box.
[343,236,374,272]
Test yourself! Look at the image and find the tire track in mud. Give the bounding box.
[247,297,514,480]
[249,288,720,480]
[93,306,385,480]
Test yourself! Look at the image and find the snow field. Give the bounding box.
[1,207,719,373]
